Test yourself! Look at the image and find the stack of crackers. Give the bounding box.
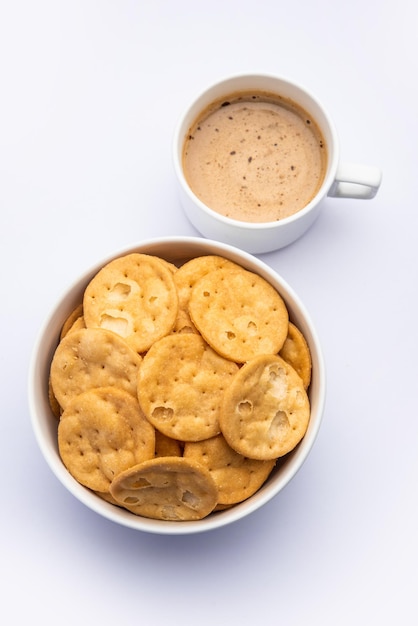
[49,253,312,521]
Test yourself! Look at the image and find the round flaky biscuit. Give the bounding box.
[220,354,310,460]
[157,258,178,274]
[188,267,289,363]
[184,434,276,505]
[58,387,155,492]
[48,376,61,419]
[173,255,241,334]
[154,430,183,458]
[94,490,123,507]
[279,322,312,389]
[83,253,178,354]
[60,303,84,340]
[171,307,199,335]
[109,456,218,521]
[65,315,86,336]
[137,333,239,441]
[50,327,142,410]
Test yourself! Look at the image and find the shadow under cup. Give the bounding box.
[173,74,340,254]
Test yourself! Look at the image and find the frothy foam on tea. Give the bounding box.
[183,92,327,223]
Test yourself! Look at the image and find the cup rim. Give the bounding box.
[173,72,339,230]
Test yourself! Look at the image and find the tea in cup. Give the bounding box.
[173,73,382,253]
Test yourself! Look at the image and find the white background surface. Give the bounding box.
[1,1,417,623]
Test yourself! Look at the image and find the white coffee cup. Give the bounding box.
[173,73,382,254]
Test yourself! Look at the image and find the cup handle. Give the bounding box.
[328,163,382,199]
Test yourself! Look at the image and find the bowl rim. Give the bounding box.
[28,235,326,535]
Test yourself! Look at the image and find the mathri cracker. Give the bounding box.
[279,322,312,389]
[188,266,289,363]
[172,255,241,334]
[109,457,218,521]
[58,387,155,492]
[184,434,276,505]
[220,354,310,460]
[50,327,142,410]
[137,333,238,441]
[83,253,178,353]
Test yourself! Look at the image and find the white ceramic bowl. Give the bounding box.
[29,237,326,535]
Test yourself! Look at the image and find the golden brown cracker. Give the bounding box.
[83,253,178,353]
[172,307,199,335]
[173,255,241,334]
[58,387,155,492]
[188,267,289,363]
[94,490,123,507]
[109,456,218,520]
[60,303,84,340]
[279,322,312,389]
[50,327,142,410]
[154,430,183,458]
[220,354,310,460]
[184,434,276,505]
[65,314,86,336]
[137,333,239,441]
[48,376,62,419]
